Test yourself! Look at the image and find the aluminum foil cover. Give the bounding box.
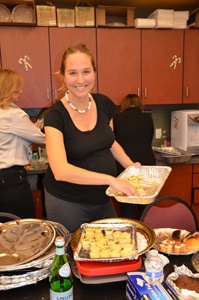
[74,223,138,262]
[167,265,199,300]
[106,166,172,204]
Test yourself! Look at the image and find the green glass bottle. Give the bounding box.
[50,236,73,300]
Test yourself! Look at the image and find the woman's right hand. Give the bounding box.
[110,177,139,196]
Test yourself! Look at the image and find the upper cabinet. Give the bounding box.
[183,29,199,104]
[0,26,52,108]
[49,27,97,102]
[141,29,184,105]
[97,28,141,105]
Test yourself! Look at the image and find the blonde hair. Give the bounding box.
[0,69,23,109]
[120,94,144,113]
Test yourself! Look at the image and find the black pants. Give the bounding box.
[0,166,36,219]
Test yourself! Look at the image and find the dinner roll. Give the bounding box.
[185,237,199,251]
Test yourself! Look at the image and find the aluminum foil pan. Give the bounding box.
[74,222,138,262]
[106,166,172,204]
[0,221,71,290]
[166,265,199,300]
[71,218,155,256]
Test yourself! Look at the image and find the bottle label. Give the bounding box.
[146,270,163,279]
[50,287,73,300]
[59,263,71,277]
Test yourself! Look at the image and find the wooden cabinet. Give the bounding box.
[0,26,52,108]
[97,28,141,105]
[157,165,192,205]
[49,27,97,102]
[141,29,184,105]
[183,29,199,104]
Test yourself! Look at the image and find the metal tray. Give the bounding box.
[153,146,192,164]
[106,166,172,204]
[71,218,155,256]
[0,219,56,268]
[0,221,71,290]
[74,223,138,262]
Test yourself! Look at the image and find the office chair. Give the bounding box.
[140,195,198,232]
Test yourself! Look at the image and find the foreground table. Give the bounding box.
[1,253,196,300]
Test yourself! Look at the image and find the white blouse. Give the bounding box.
[0,103,45,169]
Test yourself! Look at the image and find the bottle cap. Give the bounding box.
[149,249,158,256]
[55,236,65,246]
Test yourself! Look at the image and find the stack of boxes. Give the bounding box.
[35,3,135,28]
[148,9,189,29]
[173,11,189,29]
[148,9,174,28]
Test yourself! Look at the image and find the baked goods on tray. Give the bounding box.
[175,275,199,293]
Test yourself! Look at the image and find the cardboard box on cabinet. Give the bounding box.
[36,5,57,26]
[75,1,95,27]
[96,6,135,27]
[57,8,75,27]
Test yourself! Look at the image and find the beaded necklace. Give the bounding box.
[65,91,92,114]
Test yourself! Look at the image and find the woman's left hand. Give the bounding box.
[131,162,141,168]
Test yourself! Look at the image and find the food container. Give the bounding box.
[12,5,35,23]
[0,4,11,22]
[153,146,192,164]
[74,222,138,262]
[106,166,172,204]
[70,218,155,281]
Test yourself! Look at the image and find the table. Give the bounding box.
[1,253,196,300]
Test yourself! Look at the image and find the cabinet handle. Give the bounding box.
[144,88,147,98]
[186,87,189,97]
[54,89,58,101]
[46,89,50,101]
[137,87,140,97]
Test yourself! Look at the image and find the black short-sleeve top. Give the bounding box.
[44,93,117,204]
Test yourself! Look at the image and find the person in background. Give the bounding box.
[113,93,156,219]
[0,69,45,218]
[43,43,141,233]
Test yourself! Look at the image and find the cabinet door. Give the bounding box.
[142,30,183,105]
[49,28,97,102]
[183,30,199,104]
[0,27,52,108]
[157,165,192,205]
[97,28,141,105]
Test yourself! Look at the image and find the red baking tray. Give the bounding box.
[75,256,142,277]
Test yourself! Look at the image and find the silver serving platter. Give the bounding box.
[0,221,71,290]
[153,146,192,164]
[106,166,172,204]
[0,219,56,268]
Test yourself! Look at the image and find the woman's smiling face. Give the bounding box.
[64,52,95,99]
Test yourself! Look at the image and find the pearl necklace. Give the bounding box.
[65,91,92,114]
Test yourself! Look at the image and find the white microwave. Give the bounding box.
[171,110,199,154]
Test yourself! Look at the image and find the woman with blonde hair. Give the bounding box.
[0,69,45,218]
